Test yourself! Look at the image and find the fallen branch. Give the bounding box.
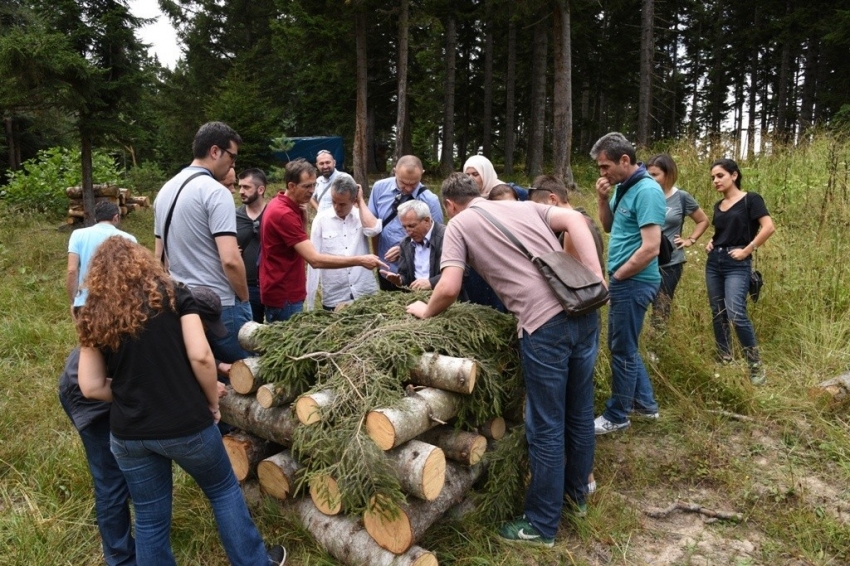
[706,409,756,423]
[644,500,743,522]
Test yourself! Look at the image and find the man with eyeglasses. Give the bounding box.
[236,168,268,323]
[379,200,444,291]
[154,121,252,364]
[260,159,387,322]
[367,155,443,291]
[310,150,339,212]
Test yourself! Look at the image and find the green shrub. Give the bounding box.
[0,146,121,216]
[123,162,167,195]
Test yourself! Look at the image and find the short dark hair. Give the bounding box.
[590,132,636,165]
[646,154,678,191]
[531,175,569,204]
[94,201,120,222]
[710,158,743,188]
[192,122,242,159]
[487,184,518,201]
[441,172,480,205]
[330,173,358,201]
[285,158,317,186]
[238,168,267,187]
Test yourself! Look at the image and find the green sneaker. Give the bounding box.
[563,501,588,518]
[498,516,554,547]
[749,362,766,386]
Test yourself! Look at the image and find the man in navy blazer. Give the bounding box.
[380,200,445,290]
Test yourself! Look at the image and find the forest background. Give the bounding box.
[2,1,850,565]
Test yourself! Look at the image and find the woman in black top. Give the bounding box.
[704,159,775,384]
[77,237,285,565]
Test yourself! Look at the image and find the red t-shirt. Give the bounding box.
[260,192,309,307]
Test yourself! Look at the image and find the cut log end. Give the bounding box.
[296,396,321,425]
[467,435,487,466]
[420,448,447,501]
[238,321,265,353]
[365,411,396,450]
[256,451,301,501]
[309,474,342,515]
[230,358,262,394]
[478,416,506,440]
[363,498,414,555]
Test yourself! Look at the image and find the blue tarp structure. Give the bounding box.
[273,136,345,170]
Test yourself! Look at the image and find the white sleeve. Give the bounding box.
[305,216,323,311]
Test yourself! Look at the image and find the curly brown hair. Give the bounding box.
[75,237,176,351]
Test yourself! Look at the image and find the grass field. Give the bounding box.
[1,134,849,565]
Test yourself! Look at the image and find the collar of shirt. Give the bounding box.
[413,224,434,248]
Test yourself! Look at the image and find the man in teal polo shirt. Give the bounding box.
[592,132,666,435]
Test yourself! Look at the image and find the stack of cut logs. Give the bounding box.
[66,184,150,224]
[220,321,509,566]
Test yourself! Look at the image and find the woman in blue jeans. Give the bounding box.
[704,159,775,384]
[76,237,285,565]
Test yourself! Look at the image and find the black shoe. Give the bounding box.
[268,545,286,565]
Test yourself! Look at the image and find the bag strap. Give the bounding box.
[313,174,335,207]
[744,193,758,270]
[610,172,652,216]
[161,171,210,265]
[469,206,535,261]
[383,185,426,225]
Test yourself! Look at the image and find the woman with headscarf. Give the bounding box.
[463,155,528,200]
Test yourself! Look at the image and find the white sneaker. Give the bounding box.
[594,415,630,435]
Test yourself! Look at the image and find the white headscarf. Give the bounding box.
[463,155,504,197]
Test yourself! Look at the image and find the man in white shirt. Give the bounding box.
[306,173,383,310]
[310,150,340,212]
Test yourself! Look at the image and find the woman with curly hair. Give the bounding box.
[77,236,285,565]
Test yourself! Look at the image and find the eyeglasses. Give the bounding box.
[219,146,237,162]
[316,150,333,159]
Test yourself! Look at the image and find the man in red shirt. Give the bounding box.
[260,159,386,321]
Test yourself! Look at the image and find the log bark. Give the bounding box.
[810,373,850,401]
[257,451,302,501]
[416,426,486,466]
[477,417,506,440]
[223,431,283,482]
[408,353,476,394]
[363,461,484,554]
[238,321,265,353]
[218,389,298,446]
[65,184,121,198]
[125,195,150,207]
[257,382,298,409]
[386,440,445,502]
[297,499,437,566]
[230,357,264,394]
[310,473,343,515]
[366,388,463,450]
[295,389,336,425]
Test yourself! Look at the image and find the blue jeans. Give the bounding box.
[652,262,684,325]
[265,301,304,323]
[603,277,660,424]
[519,311,599,539]
[248,284,265,323]
[60,398,136,566]
[705,248,758,359]
[208,301,253,363]
[110,424,268,566]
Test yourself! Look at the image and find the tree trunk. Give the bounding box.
[747,7,759,161]
[637,0,654,147]
[238,321,264,353]
[353,9,369,188]
[386,440,446,502]
[4,117,18,171]
[798,38,819,134]
[481,5,494,158]
[295,389,336,425]
[230,357,264,394]
[416,425,487,466]
[297,499,437,566]
[223,431,283,482]
[257,450,302,501]
[439,14,457,177]
[363,461,484,554]
[527,16,548,179]
[65,185,121,198]
[257,382,298,409]
[81,134,96,227]
[394,0,410,162]
[552,0,573,183]
[365,388,463,450]
[504,17,517,174]
[218,389,298,446]
[409,353,476,394]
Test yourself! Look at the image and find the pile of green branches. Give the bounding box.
[251,292,527,516]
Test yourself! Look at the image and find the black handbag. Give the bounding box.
[471,206,609,316]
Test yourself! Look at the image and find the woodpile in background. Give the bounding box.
[217,294,526,566]
[65,184,150,225]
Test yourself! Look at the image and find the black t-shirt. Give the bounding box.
[104,284,212,440]
[711,192,769,247]
[236,205,263,286]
